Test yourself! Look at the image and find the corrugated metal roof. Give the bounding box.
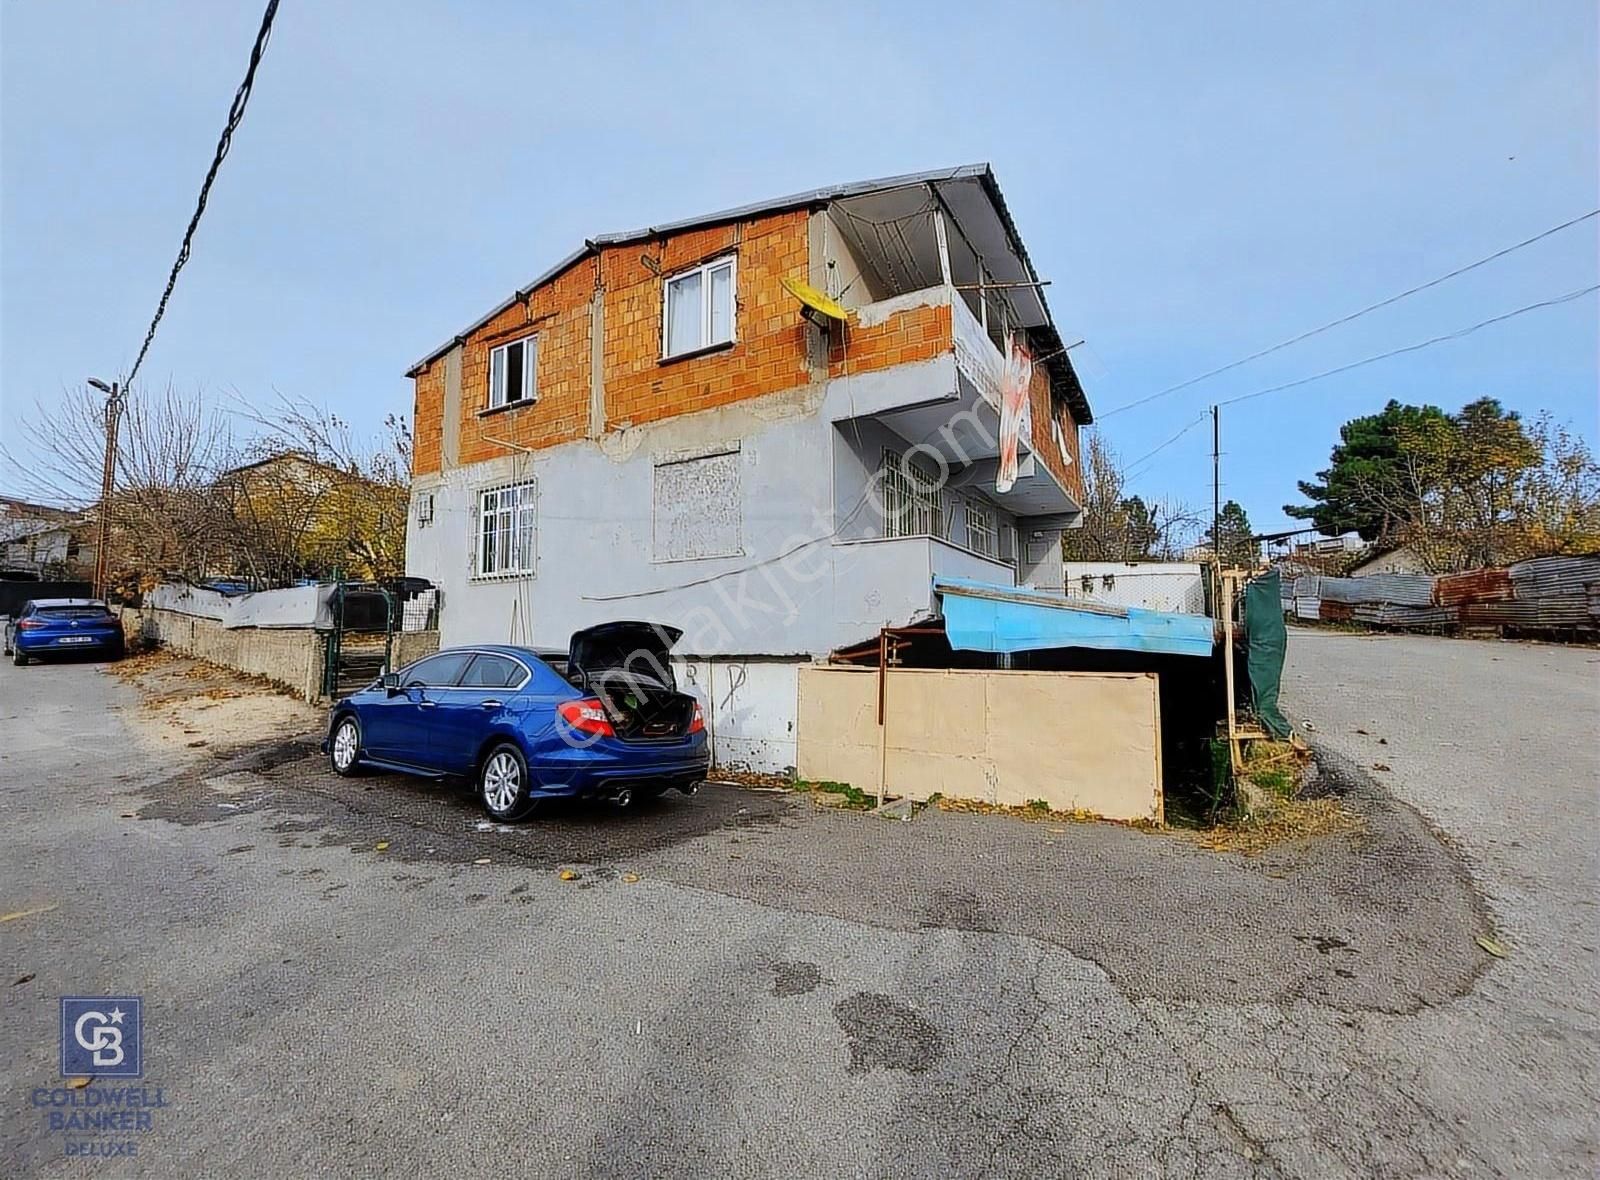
[402,164,1093,423]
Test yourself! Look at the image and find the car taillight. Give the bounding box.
[17,618,46,630]
[688,702,705,735]
[557,698,615,738]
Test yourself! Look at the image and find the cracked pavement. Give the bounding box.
[2,634,1596,1177]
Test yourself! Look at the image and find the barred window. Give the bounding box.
[476,481,537,577]
[965,499,999,558]
[879,448,944,539]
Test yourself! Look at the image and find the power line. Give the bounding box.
[124,0,281,389]
[1215,284,1599,409]
[1120,411,1208,480]
[1097,207,1600,420]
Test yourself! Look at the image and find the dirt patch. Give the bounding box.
[108,650,321,757]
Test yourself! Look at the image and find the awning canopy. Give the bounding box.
[934,577,1216,659]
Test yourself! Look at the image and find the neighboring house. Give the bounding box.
[213,451,400,585]
[403,164,1092,770]
[1350,544,1429,577]
[0,498,91,576]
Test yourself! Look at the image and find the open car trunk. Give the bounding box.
[568,622,697,741]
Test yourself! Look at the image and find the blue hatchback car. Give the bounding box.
[323,622,709,821]
[5,598,125,665]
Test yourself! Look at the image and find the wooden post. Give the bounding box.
[876,628,889,808]
[1221,570,1241,773]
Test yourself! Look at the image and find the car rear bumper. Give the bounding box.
[528,733,710,798]
[15,631,124,654]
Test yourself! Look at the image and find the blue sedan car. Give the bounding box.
[323,622,708,821]
[5,598,125,665]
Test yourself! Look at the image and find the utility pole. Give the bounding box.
[1211,405,1220,558]
[87,378,125,600]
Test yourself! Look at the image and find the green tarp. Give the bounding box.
[1243,570,1292,739]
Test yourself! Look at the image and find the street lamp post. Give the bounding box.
[87,378,125,600]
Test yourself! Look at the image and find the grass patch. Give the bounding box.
[790,779,875,810]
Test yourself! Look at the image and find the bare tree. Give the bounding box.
[1062,431,1205,561]
[1,383,236,589]
[224,392,412,584]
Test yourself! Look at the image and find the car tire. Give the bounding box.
[329,715,364,777]
[12,647,27,667]
[479,742,534,822]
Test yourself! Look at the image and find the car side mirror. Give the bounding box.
[382,672,401,695]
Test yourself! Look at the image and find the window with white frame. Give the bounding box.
[663,255,736,358]
[879,448,944,539]
[476,481,537,577]
[488,335,537,409]
[965,499,999,558]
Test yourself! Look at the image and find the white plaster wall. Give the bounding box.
[406,364,1033,772]
[678,658,801,774]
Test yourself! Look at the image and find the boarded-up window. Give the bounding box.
[653,449,741,561]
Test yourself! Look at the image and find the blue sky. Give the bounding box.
[3,1,1595,532]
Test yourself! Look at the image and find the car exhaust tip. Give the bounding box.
[678,781,700,796]
[614,787,635,809]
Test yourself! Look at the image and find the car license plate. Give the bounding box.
[58,636,95,645]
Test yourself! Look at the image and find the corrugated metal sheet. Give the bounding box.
[1461,595,1592,628]
[1351,603,1459,628]
[1318,574,1437,606]
[1295,597,1321,621]
[1507,555,1600,598]
[1435,568,1513,606]
[1319,601,1353,623]
[1293,575,1322,598]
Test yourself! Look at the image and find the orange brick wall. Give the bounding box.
[827,300,951,376]
[453,262,595,468]
[1028,363,1085,503]
[413,364,445,477]
[602,211,811,430]
[408,206,1082,508]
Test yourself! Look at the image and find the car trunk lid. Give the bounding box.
[567,622,695,741]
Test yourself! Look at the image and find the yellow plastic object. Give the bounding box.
[780,276,849,322]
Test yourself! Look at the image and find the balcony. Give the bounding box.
[830,534,1017,645]
[825,284,1077,520]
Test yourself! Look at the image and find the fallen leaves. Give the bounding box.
[68,1077,91,1090]
[374,842,390,852]
[558,869,579,882]
[621,872,640,884]
[1476,934,1509,958]
[1191,798,1363,856]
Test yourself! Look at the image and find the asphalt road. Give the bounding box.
[1,635,1595,1178]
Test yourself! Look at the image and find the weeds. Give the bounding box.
[791,779,875,810]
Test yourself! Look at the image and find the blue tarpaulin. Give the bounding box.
[934,577,1216,659]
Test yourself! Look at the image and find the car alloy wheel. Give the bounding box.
[482,749,522,816]
[330,718,360,775]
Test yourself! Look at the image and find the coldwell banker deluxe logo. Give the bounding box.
[62,998,142,1077]
[32,997,169,1159]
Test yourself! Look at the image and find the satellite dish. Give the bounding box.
[781,276,849,326]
